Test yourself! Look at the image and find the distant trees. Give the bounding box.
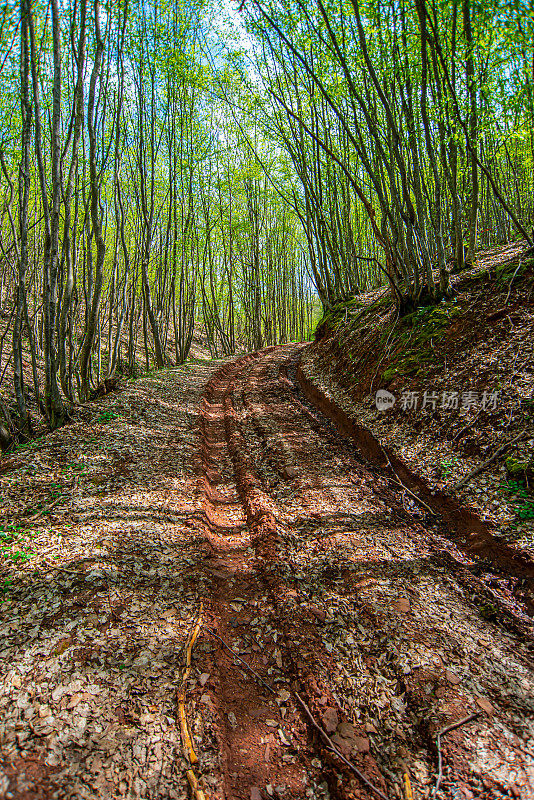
[0,0,315,438]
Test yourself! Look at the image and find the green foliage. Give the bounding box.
[381,300,462,382]
[96,410,120,424]
[495,261,526,285]
[440,457,459,480]
[501,479,534,523]
[0,524,35,567]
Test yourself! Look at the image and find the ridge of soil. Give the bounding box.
[307,241,534,556]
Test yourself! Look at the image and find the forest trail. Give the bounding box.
[1,347,534,800]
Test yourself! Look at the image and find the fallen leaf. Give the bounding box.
[446,670,461,685]
[392,598,411,613]
[54,638,72,656]
[278,728,291,746]
[476,697,494,715]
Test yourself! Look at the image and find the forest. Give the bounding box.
[1,1,534,798]
[0,0,531,438]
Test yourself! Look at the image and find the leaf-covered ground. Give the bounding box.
[1,343,533,800]
[308,241,534,554]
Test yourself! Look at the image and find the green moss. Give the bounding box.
[495,260,526,284]
[505,457,533,477]
[382,349,433,381]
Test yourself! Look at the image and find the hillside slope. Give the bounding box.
[300,242,534,555]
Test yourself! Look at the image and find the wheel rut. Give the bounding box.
[193,346,534,800]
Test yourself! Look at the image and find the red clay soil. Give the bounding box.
[195,346,534,800]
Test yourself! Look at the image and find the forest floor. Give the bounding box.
[1,334,533,799]
[307,241,534,556]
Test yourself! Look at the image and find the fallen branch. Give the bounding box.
[388,477,436,516]
[451,408,484,443]
[433,712,481,797]
[186,769,208,800]
[382,451,436,515]
[204,626,275,694]
[178,604,203,765]
[295,692,389,800]
[454,430,526,490]
[25,495,65,520]
[505,260,523,306]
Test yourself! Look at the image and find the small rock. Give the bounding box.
[354,736,370,753]
[322,708,339,734]
[199,673,210,686]
[309,606,326,622]
[446,670,461,685]
[283,466,298,478]
[251,788,262,800]
[265,719,278,727]
[476,697,494,715]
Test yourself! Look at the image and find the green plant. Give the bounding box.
[501,479,534,522]
[440,457,459,480]
[96,410,119,424]
[0,524,35,566]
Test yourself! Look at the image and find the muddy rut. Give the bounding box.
[192,345,534,800]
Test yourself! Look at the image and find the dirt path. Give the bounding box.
[1,348,534,800]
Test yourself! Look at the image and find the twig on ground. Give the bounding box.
[454,430,526,490]
[388,477,436,515]
[186,769,207,800]
[295,692,389,800]
[433,712,481,797]
[451,408,485,443]
[178,603,203,765]
[204,626,275,694]
[505,260,523,306]
[382,450,436,515]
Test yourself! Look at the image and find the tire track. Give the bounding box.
[195,346,534,800]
